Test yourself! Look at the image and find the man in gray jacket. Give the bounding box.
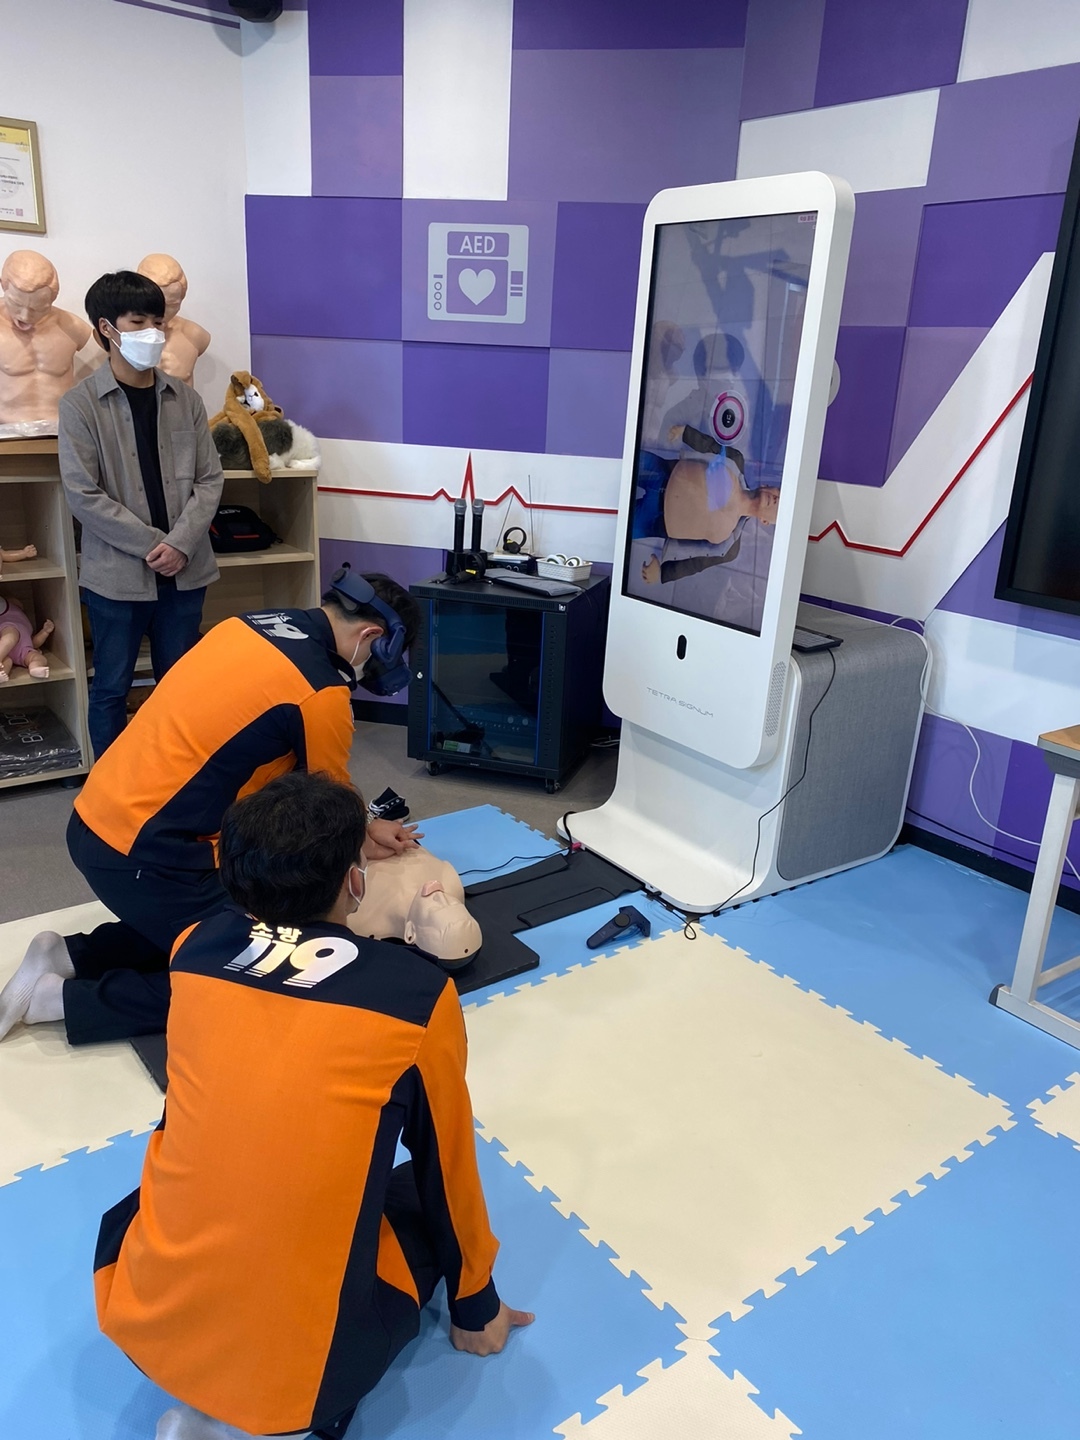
[59,270,223,757]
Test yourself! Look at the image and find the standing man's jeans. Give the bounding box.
[84,582,206,759]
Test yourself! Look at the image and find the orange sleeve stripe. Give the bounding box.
[416,984,499,1301]
[170,923,200,962]
[75,621,315,856]
[376,1215,419,1304]
[300,686,355,786]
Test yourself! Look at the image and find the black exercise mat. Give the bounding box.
[132,1032,168,1093]
[464,849,640,934]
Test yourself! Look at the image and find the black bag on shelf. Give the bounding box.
[0,707,81,780]
[208,505,281,554]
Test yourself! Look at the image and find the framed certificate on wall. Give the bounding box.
[0,118,46,235]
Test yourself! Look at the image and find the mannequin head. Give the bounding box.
[138,253,187,322]
[403,881,482,966]
[1,251,59,333]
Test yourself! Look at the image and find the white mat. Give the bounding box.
[0,902,163,1185]
[555,1340,800,1440]
[466,930,1013,1339]
[1029,1071,1080,1151]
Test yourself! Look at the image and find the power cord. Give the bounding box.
[920,705,1080,886]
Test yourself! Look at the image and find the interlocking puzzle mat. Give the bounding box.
[466,927,1013,1339]
[707,1120,1080,1440]
[1029,1070,1080,1150]
[0,903,163,1186]
[703,845,1080,1111]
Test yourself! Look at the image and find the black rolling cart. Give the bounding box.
[407,573,610,792]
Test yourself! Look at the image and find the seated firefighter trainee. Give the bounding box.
[95,772,534,1440]
[0,568,421,1048]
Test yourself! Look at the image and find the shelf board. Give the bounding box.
[1,652,75,687]
[216,544,316,568]
[222,468,319,480]
[0,761,85,791]
[0,438,59,456]
[0,556,67,581]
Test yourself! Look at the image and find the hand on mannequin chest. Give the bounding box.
[348,848,482,969]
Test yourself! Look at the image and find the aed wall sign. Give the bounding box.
[427,222,529,324]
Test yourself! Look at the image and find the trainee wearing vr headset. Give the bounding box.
[329,564,413,697]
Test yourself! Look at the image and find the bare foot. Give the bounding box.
[26,648,49,679]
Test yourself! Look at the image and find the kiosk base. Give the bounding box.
[568,605,929,914]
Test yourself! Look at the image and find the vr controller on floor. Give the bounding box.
[446,498,488,582]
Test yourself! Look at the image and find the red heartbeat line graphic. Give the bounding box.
[808,374,1034,557]
[319,376,1034,549]
[318,453,619,517]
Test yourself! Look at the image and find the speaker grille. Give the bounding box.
[764,661,787,736]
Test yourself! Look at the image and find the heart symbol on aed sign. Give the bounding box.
[457,268,497,305]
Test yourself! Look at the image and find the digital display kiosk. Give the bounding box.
[603,173,853,772]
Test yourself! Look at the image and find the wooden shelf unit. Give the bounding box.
[0,439,90,788]
[202,468,320,630]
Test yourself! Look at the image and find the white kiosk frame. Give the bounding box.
[571,173,876,913]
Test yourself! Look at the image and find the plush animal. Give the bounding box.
[209,371,320,482]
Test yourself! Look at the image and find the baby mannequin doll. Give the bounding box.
[0,543,37,575]
[349,848,482,970]
[0,593,52,680]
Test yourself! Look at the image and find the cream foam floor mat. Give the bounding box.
[0,902,163,1185]
[465,928,1014,1340]
[1029,1070,1080,1150]
[555,1339,800,1440]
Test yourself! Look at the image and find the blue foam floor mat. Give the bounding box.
[6,820,1080,1439]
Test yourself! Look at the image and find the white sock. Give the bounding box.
[0,931,74,1040]
[156,1404,313,1439]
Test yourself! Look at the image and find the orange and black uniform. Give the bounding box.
[63,609,356,1046]
[94,911,501,1437]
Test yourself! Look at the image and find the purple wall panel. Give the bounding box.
[401,200,557,349]
[927,64,1080,204]
[814,0,967,107]
[250,335,403,443]
[886,326,987,473]
[401,343,550,453]
[246,197,402,341]
[936,525,1080,643]
[512,0,746,50]
[818,326,905,487]
[310,76,402,199]
[740,0,826,120]
[908,194,1065,329]
[317,538,443,708]
[546,349,631,458]
[508,48,743,204]
[906,714,1011,854]
[550,203,645,352]
[307,0,403,76]
[840,187,926,328]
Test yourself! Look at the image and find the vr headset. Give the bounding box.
[328,564,412,697]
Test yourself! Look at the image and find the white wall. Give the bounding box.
[0,0,250,412]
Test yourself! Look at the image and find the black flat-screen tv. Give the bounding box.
[997,119,1080,616]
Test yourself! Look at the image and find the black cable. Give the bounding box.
[644,647,839,935]
[458,851,563,879]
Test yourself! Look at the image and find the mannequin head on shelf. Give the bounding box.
[0,250,93,437]
[1,250,59,333]
[137,253,186,322]
[136,253,210,386]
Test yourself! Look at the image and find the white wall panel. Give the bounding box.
[737,89,941,193]
[241,10,312,198]
[403,0,513,200]
[960,0,1080,81]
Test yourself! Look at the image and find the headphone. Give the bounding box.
[329,563,412,696]
[502,526,528,554]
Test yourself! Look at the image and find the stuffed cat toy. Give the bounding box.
[209,371,321,482]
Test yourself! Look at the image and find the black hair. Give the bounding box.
[693,331,745,378]
[322,570,421,650]
[85,270,166,352]
[218,771,367,926]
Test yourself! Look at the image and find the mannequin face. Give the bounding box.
[158,278,186,322]
[403,882,482,961]
[2,281,56,333]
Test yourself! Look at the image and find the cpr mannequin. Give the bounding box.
[0,251,93,438]
[348,848,482,969]
[0,593,52,680]
[137,254,210,387]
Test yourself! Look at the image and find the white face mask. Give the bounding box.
[347,864,367,912]
[111,324,166,372]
